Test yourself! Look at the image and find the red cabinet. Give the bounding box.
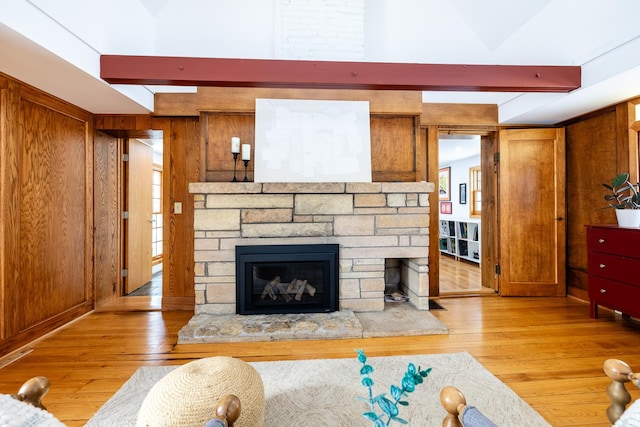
[586,225,640,319]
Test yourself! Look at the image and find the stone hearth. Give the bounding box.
[177,302,449,343]
[189,182,434,315]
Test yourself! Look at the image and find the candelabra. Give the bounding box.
[243,159,250,182]
[231,152,239,182]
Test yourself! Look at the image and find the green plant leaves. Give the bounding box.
[363,412,378,421]
[612,173,630,187]
[603,172,640,209]
[390,385,403,400]
[378,396,399,417]
[357,350,433,426]
[361,364,374,375]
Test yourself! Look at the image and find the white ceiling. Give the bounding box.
[1,0,640,125]
[439,135,481,166]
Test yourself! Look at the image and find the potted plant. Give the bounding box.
[603,172,640,227]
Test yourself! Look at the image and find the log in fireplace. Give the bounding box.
[235,244,339,315]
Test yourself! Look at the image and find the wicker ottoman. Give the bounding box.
[136,356,265,427]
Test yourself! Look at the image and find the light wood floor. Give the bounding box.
[1,296,639,427]
[439,253,494,295]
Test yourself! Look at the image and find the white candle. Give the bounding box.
[231,137,240,153]
[242,144,251,161]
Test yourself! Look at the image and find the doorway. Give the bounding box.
[123,137,163,299]
[437,133,492,295]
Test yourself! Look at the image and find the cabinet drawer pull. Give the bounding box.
[598,238,605,243]
[599,263,606,269]
[600,288,607,293]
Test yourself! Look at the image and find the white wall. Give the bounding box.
[276,0,364,60]
[439,155,480,220]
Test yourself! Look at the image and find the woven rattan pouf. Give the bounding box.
[136,356,265,427]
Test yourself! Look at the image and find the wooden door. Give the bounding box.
[497,128,566,296]
[480,133,498,291]
[125,139,153,294]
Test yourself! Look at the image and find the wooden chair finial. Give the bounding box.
[10,376,51,410]
[208,394,241,427]
[604,358,636,424]
[440,386,466,427]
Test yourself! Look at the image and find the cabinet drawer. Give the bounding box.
[586,226,640,258]
[587,252,640,284]
[589,276,640,317]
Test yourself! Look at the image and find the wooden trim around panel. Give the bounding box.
[421,103,498,125]
[155,87,423,116]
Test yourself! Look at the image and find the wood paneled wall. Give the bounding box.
[370,116,422,182]
[564,102,639,299]
[93,131,121,308]
[193,88,424,183]
[204,113,255,182]
[0,73,94,355]
[158,117,200,310]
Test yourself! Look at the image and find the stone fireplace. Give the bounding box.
[190,182,434,315]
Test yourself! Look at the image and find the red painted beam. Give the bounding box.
[100,55,581,92]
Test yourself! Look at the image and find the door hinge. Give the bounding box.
[122,269,128,277]
[494,152,500,163]
[122,153,129,162]
[494,264,501,275]
[122,211,129,219]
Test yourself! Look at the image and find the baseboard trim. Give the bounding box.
[162,296,195,311]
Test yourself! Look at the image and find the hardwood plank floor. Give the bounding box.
[439,253,494,295]
[1,296,639,426]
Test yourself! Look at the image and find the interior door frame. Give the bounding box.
[426,125,498,297]
[93,128,164,310]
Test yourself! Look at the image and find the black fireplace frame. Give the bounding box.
[235,244,339,315]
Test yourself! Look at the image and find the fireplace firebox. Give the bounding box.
[236,244,339,315]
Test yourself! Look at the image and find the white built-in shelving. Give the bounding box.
[439,219,480,264]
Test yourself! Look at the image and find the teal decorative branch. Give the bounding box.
[356,350,432,426]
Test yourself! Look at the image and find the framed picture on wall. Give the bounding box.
[459,183,467,204]
[440,201,452,214]
[438,167,451,201]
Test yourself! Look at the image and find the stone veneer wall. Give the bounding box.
[189,182,434,315]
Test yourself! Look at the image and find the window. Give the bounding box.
[470,166,481,217]
[151,168,162,261]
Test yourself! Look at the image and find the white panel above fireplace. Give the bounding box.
[254,98,372,183]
